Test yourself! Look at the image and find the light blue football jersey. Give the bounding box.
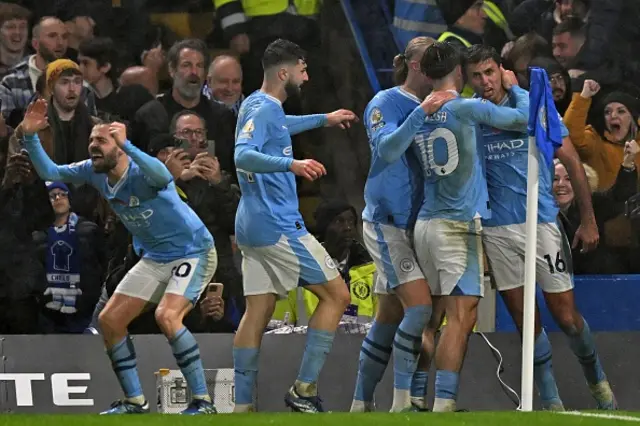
[480,90,569,227]
[362,86,425,229]
[412,87,529,222]
[234,91,308,247]
[24,136,213,263]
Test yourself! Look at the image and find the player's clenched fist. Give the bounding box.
[500,66,518,90]
[109,122,128,148]
[290,159,326,181]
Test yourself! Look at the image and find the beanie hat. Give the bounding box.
[600,91,639,122]
[436,0,477,27]
[46,59,81,90]
[46,181,70,193]
[596,91,640,142]
[313,199,357,240]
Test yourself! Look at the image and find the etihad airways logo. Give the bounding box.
[485,139,526,160]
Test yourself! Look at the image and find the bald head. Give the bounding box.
[32,17,68,63]
[207,55,243,107]
[119,66,158,96]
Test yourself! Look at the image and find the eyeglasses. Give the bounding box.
[49,192,69,201]
[176,128,207,140]
[549,75,564,84]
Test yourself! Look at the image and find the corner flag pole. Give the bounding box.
[521,68,563,412]
[520,135,539,412]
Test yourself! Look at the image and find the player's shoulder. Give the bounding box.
[366,88,391,115]
[445,96,488,118]
[243,93,282,122]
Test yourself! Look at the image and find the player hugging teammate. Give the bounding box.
[352,38,616,412]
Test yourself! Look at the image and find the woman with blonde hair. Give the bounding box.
[554,141,640,274]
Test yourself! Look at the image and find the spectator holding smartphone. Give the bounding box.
[198,282,243,333]
[149,130,245,332]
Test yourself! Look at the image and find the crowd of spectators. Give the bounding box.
[0,0,639,334]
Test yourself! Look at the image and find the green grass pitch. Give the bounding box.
[1,412,640,426]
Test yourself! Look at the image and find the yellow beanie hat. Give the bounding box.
[46,59,81,89]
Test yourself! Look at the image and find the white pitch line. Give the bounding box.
[558,411,640,422]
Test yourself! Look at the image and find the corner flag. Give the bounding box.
[520,66,566,412]
[528,67,563,167]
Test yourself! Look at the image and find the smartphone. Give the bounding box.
[206,140,215,157]
[176,138,191,151]
[207,283,224,297]
[626,193,640,219]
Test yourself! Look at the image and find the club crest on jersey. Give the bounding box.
[129,196,140,207]
[399,258,415,273]
[239,119,255,139]
[370,107,384,131]
[538,105,547,131]
[325,255,337,269]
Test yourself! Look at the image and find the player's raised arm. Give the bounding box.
[108,122,173,188]
[457,69,529,131]
[22,99,91,184]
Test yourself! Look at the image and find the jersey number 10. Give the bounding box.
[413,128,460,177]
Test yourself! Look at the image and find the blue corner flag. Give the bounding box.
[528,67,563,167]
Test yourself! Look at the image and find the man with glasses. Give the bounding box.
[168,110,243,316]
[133,39,236,177]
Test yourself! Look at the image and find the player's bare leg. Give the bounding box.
[233,293,277,412]
[351,294,403,412]
[431,295,478,412]
[544,289,616,410]
[284,276,350,412]
[155,293,216,414]
[98,294,150,413]
[414,295,446,410]
[387,279,432,411]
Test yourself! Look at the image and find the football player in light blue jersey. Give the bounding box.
[465,44,616,410]
[410,41,529,412]
[232,39,359,413]
[351,36,454,413]
[21,100,218,415]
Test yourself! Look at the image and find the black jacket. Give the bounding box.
[131,92,237,179]
[176,172,242,297]
[0,180,53,333]
[509,0,556,41]
[559,165,637,274]
[0,180,53,300]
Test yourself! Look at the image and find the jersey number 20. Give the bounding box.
[414,128,460,177]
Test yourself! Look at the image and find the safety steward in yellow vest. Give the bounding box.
[435,0,512,98]
[272,200,377,325]
[212,0,322,94]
